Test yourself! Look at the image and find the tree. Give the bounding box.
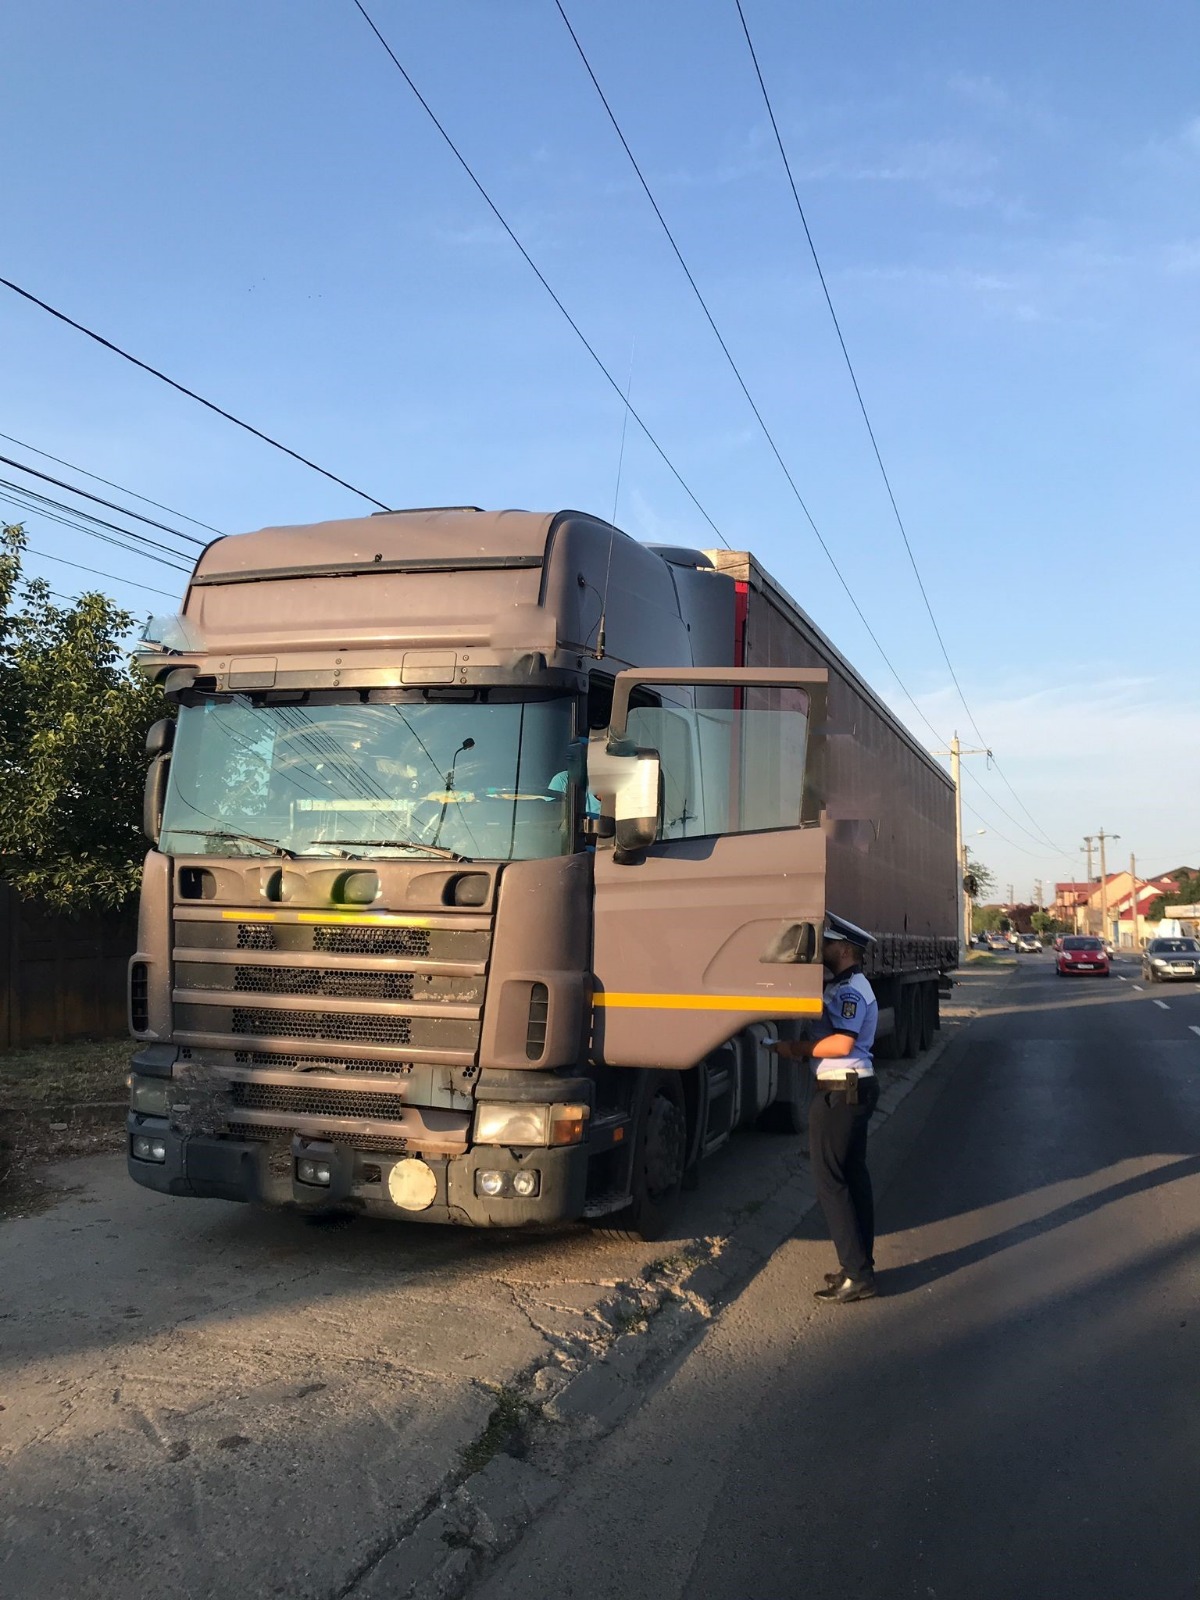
[963,851,995,903]
[0,524,168,910]
[1147,872,1200,922]
[1031,910,1063,937]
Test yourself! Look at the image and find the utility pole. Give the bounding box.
[1128,852,1138,950]
[1081,835,1097,933]
[1033,878,1043,908]
[931,732,990,958]
[1097,828,1119,945]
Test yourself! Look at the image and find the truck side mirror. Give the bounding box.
[145,717,175,758]
[586,740,661,864]
[143,755,169,844]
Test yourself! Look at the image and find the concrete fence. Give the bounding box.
[0,883,135,1048]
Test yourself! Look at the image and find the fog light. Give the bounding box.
[511,1169,539,1199]
[478,1170,506,1197]
[297,1158,331,1186]
[131,1134,167,1163]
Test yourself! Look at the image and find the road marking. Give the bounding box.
[1191,1026,1200,1039]
[1117,974,1127,981]
[1154,999,1170,1010]
[1131,984,1143,991]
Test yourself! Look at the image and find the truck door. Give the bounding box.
[589,667,829,1069]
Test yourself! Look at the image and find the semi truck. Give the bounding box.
[127,507,957,1237]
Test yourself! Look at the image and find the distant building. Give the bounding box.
[1088,866,1197,948]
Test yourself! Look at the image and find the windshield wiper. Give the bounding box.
[168,828,296,858]
[316,838,471,863]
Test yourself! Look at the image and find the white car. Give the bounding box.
[1016,932,1042,953]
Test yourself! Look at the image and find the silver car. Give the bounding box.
[1142,937,1200,982]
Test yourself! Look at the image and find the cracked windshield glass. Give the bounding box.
[159,693,575,861]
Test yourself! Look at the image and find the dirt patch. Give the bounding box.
[0,1038,130,1218]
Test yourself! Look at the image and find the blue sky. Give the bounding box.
[2,0,1198,898]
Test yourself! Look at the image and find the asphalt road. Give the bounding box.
[1,967,1007,1599]
[476,955,1200,1600]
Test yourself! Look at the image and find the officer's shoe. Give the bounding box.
[814,1273,877,1304]
[823,1262,874,1286]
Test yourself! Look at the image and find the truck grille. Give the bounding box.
[231,1007,413,1046]
[234,1051,414,1076]
[230,1080,410,1121]
[225,1121,412,1155]
[233,964,416,1000]
[173,910,489,1065]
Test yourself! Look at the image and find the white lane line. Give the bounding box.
[1132,984,1144,991]
[1154,999,1170,1010]
[1117,974,1127,981]
[1191,1026,1200,1039]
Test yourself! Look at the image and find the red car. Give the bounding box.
[1056,935,1109,976]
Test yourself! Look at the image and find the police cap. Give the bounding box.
[823,912,874,950]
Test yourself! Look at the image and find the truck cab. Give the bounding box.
[127,509,840,1236]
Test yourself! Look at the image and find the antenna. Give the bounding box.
[595,338,636,660]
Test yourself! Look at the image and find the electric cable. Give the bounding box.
[0,453,205,547]
[0,429,223,535]
[0,481,194,571]
[16,544,182,599]
[347,0,729,549]
[0,275,390,511]
[732,0,1068,857]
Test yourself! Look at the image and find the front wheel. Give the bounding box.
[598,1072,687,1242]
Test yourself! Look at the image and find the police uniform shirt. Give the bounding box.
[812,968,877,1081]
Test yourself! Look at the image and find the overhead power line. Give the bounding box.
[17,544,183,600]
[0,453,205,548]
[0,275,390,511]
[348,0,729,549]
[552,0,957,748]
[732,0,1067,856]
[0,482,193,573]
[0,429,223,535]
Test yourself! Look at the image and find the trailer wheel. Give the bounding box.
[897,985,918,1059]
[596,1072,687,1242]
[916,983,935,1053]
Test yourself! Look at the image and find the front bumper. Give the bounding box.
[1147,966,1199,981]
[126,1114,589,1227]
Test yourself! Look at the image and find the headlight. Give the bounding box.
[129,1076,170,1116]
[1152,958,1167,967]
[473,1102,590,1147]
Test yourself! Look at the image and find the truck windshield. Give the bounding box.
[159,694,575,861]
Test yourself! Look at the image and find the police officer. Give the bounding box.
[767,914,880,1303]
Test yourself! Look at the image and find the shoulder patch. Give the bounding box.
[840,997,859,1020]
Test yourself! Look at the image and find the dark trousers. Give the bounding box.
[808,1076,880,1279]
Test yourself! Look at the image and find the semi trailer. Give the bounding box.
[127,507,957,1237]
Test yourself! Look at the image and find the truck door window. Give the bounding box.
[626,686,808,839]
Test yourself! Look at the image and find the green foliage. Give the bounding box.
[1147,871,1200,922]
[0,525,169,910]
[972,904,1004,934]
[963,852,995,902]
[1031,910,1062,937]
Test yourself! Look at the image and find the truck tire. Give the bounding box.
[757,1055,805,1134]
[916,983,935,1053]
[757,1097,805,1134]
[595,1072,687,1242]
[898,985,919,1059]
